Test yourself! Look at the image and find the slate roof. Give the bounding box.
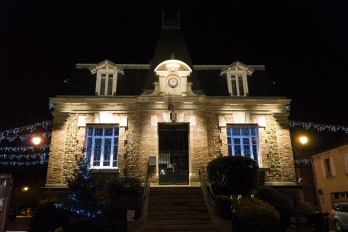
[61,17,279,97]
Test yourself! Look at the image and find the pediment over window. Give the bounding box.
[220,61,254,76]
[89,60,124,75]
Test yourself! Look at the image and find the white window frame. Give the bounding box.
[95,69,118,96]
[85,124,119,169]
[227,71,248,96]
[321,157,336,177]
[226,124,259,162]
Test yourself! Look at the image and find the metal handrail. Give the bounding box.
[138,164,150,201]
[199,167,217,206]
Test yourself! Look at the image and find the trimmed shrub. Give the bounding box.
[207,156,259,196]
[255,186,293,231]
[104,176,142,200]
[215,195,232,220]
[296,201,318,216]
[231,197,280,232]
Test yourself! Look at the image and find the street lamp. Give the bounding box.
[32,137,41,146]
[299,136,308,145]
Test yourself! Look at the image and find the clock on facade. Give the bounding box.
[168,77,178,87]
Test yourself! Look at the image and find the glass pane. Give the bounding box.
[234,144,241,156]
[87,128,93,136]
[228,145,232,156]
[227,137,232,145]
[103,138,111,166]
[94,138,102,166]
[238,76,244,96]
[87,137,92,157]
[113,144,118,167]
[251,128,256,136]
[114,127,119,136]
[243,138,249,144]
[100,74,106,95]
[105,128,113,136]
[252,145,258,161]
[244,145,251,158]
[241,128,250,136]
[232,128,240,136]
[95,128,103,136]
[107,75,113,95]
[232,79,237,96]
[252,137,257,144]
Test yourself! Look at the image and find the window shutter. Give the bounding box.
[344,153,348,174]
[330,157,336,176]
[320,159,327,177]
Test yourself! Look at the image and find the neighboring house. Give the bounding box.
[42,12,299,196]
[312,144,348,213]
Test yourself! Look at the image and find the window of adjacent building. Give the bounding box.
[344,153,348,174]
[227,73,248,96]
[85,125,119,169]
[321,157,336,177]
[226,125,259,161]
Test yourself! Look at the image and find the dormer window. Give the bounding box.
[96,71,117,96]
[229,74,246,96]
[221,61,254,97]
[89,60,124,96]
[99,73,114,95]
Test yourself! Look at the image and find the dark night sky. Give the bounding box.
[1,0,348,154]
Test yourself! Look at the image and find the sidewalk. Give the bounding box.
[5,216,32,232]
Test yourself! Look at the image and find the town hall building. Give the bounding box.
[44,11,298,195]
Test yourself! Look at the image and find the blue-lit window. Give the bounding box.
[86,125,119,168]
[227,125,258,161]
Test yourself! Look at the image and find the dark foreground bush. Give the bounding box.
[30,199,70,232]
[104,176,142,199]
[215,195,232,220]
[231,197,280,232]
[255,186,293,231]
[207,156,259,196]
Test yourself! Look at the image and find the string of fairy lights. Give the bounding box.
[0,119,347,166]
[0,120,52,166]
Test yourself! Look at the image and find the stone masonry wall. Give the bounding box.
[46,120,68,185]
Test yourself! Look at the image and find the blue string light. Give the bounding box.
[288,120,348,133]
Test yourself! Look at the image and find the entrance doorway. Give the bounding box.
[158,123,189,185]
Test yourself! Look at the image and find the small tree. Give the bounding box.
[206,156,259,196]
[59,157,105,231]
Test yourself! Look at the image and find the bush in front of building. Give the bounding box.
[104,176,142,200]
[206,156,259,197]
[30,199,70,232]
[215,195,232,220]
[254,186,294,232]
[104,176,143,222]
[231,197,280,232]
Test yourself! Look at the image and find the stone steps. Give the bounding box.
[142,187,217,231]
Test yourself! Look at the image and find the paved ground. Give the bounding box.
[4,216,32,232]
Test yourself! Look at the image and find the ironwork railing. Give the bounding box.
[199,167,217,206]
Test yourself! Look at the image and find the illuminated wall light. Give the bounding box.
[258,117,266,127]
[155,102,165,104]
[66,103,87,105]
[183,102,193,104]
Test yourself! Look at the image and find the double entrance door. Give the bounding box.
[158,123,189,185]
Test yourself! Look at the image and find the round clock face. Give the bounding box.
[168,77,178,87]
